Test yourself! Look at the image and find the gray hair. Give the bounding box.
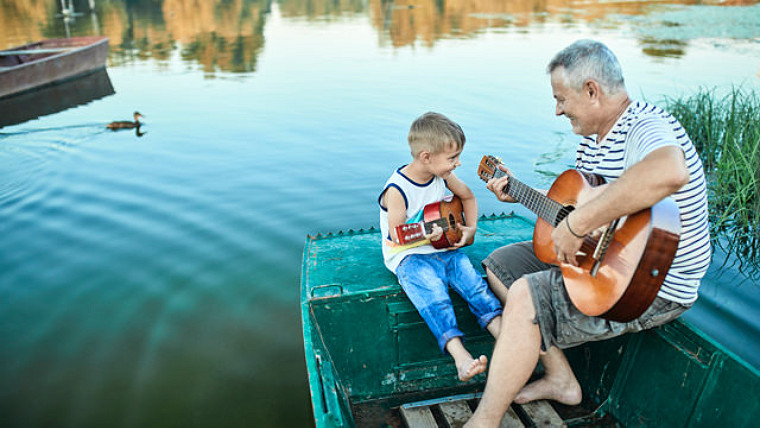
[547,40,625,94]
[408,112,465,156]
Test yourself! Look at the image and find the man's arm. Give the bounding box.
[555,145,689,265]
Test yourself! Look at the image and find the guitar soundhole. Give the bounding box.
[556,206,575,227]
[448,213,455,229]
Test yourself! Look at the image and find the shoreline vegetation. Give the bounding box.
[664,87,760,280]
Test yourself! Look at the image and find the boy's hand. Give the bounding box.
[450,223,475,248]
[425,223,444,243]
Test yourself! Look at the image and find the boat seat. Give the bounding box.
[399,393,565,428]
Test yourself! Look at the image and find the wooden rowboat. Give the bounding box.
[301,213,760,427]
[0,36,109,99]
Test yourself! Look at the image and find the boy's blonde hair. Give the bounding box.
[408,112,465,157]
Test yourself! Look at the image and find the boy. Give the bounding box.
[378,112,503,381]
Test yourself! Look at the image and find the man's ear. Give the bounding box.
[584,79,601,102]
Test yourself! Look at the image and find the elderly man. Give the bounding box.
[465,40,711,427]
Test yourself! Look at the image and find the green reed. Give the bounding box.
[664,88,760,278]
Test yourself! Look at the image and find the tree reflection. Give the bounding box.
[0,0,757,72]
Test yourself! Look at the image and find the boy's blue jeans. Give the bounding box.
[395,250,503,354]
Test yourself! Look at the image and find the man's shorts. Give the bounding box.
[482,241,690,351]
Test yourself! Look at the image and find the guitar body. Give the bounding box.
[477,155,681,323]
[424,195,465,248]
[533,169,681,322]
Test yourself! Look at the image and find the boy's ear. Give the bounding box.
[418,150,431,163]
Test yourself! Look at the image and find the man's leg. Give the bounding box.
[465,279,541,427]
[514,346,582,405]
[486,268,508,305]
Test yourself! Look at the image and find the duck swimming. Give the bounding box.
[107,111,144,129]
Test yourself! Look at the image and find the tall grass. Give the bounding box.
[664,88,760,278]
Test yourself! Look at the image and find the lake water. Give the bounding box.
[1,0,759,426]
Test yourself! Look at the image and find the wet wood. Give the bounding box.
[520,401,566,427]
[439,400,472,427]
[400,405,438,428]
[499,406,524,427]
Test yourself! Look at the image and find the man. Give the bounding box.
[465,40,711,427]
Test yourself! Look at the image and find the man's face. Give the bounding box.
[550,68,594,136]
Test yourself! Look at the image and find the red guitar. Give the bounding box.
[477,155,681,322]
[395,195,467,249]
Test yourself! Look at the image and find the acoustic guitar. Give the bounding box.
[395,195,467,249]
[477,155,681,322]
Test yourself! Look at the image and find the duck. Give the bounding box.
[107,111,144,129]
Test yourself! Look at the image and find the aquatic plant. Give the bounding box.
[665,88,760,278]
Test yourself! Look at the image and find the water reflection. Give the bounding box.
[0,68,114,128]
[2,0,759,74]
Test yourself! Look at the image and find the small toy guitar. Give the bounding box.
[394,195,466,249]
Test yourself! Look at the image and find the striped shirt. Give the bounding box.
[575,100,711,304]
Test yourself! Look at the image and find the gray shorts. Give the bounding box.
[482,241,690,351]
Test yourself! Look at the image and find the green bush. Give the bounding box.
[664,88,760,278]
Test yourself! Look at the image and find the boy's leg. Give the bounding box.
[447,251,502,333]
[445,337,489,381]
[396,254,464,354]
[485,315,501,338]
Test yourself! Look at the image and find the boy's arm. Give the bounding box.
[383,187,408,243]
[445,172,478,246]
[384,186,444,244]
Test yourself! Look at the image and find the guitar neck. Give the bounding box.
[492,168,564,226]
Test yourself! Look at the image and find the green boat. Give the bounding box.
[301,214,760,427]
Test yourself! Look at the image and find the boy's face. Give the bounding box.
[427,144,462,179]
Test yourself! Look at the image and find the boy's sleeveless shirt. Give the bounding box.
[379,167,448,273]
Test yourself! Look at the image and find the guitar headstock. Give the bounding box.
[477,155,503,182]
[395,222,425,245]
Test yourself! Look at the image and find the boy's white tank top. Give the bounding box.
[378,167,448,273]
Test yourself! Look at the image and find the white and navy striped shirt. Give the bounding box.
[575,100,711,304]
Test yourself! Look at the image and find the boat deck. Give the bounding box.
[400,394,565,427]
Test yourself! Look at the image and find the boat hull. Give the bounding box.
[0,36,109,99]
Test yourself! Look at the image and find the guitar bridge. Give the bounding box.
[590,218,621,277]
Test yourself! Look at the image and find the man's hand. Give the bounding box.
[486,165,517,203]
[551,214,585,266]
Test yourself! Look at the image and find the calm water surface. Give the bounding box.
[1,0,759,426]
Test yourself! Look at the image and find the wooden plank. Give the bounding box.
[438,400,472,428]
[519,401,565,427]
[401,405,438,428]
[499,406,524,428]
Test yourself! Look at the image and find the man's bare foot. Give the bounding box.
[513,376,582,405]
[458,355,488,381]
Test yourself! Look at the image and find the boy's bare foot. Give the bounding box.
[458,355,488,381]
[513,375,582,405]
